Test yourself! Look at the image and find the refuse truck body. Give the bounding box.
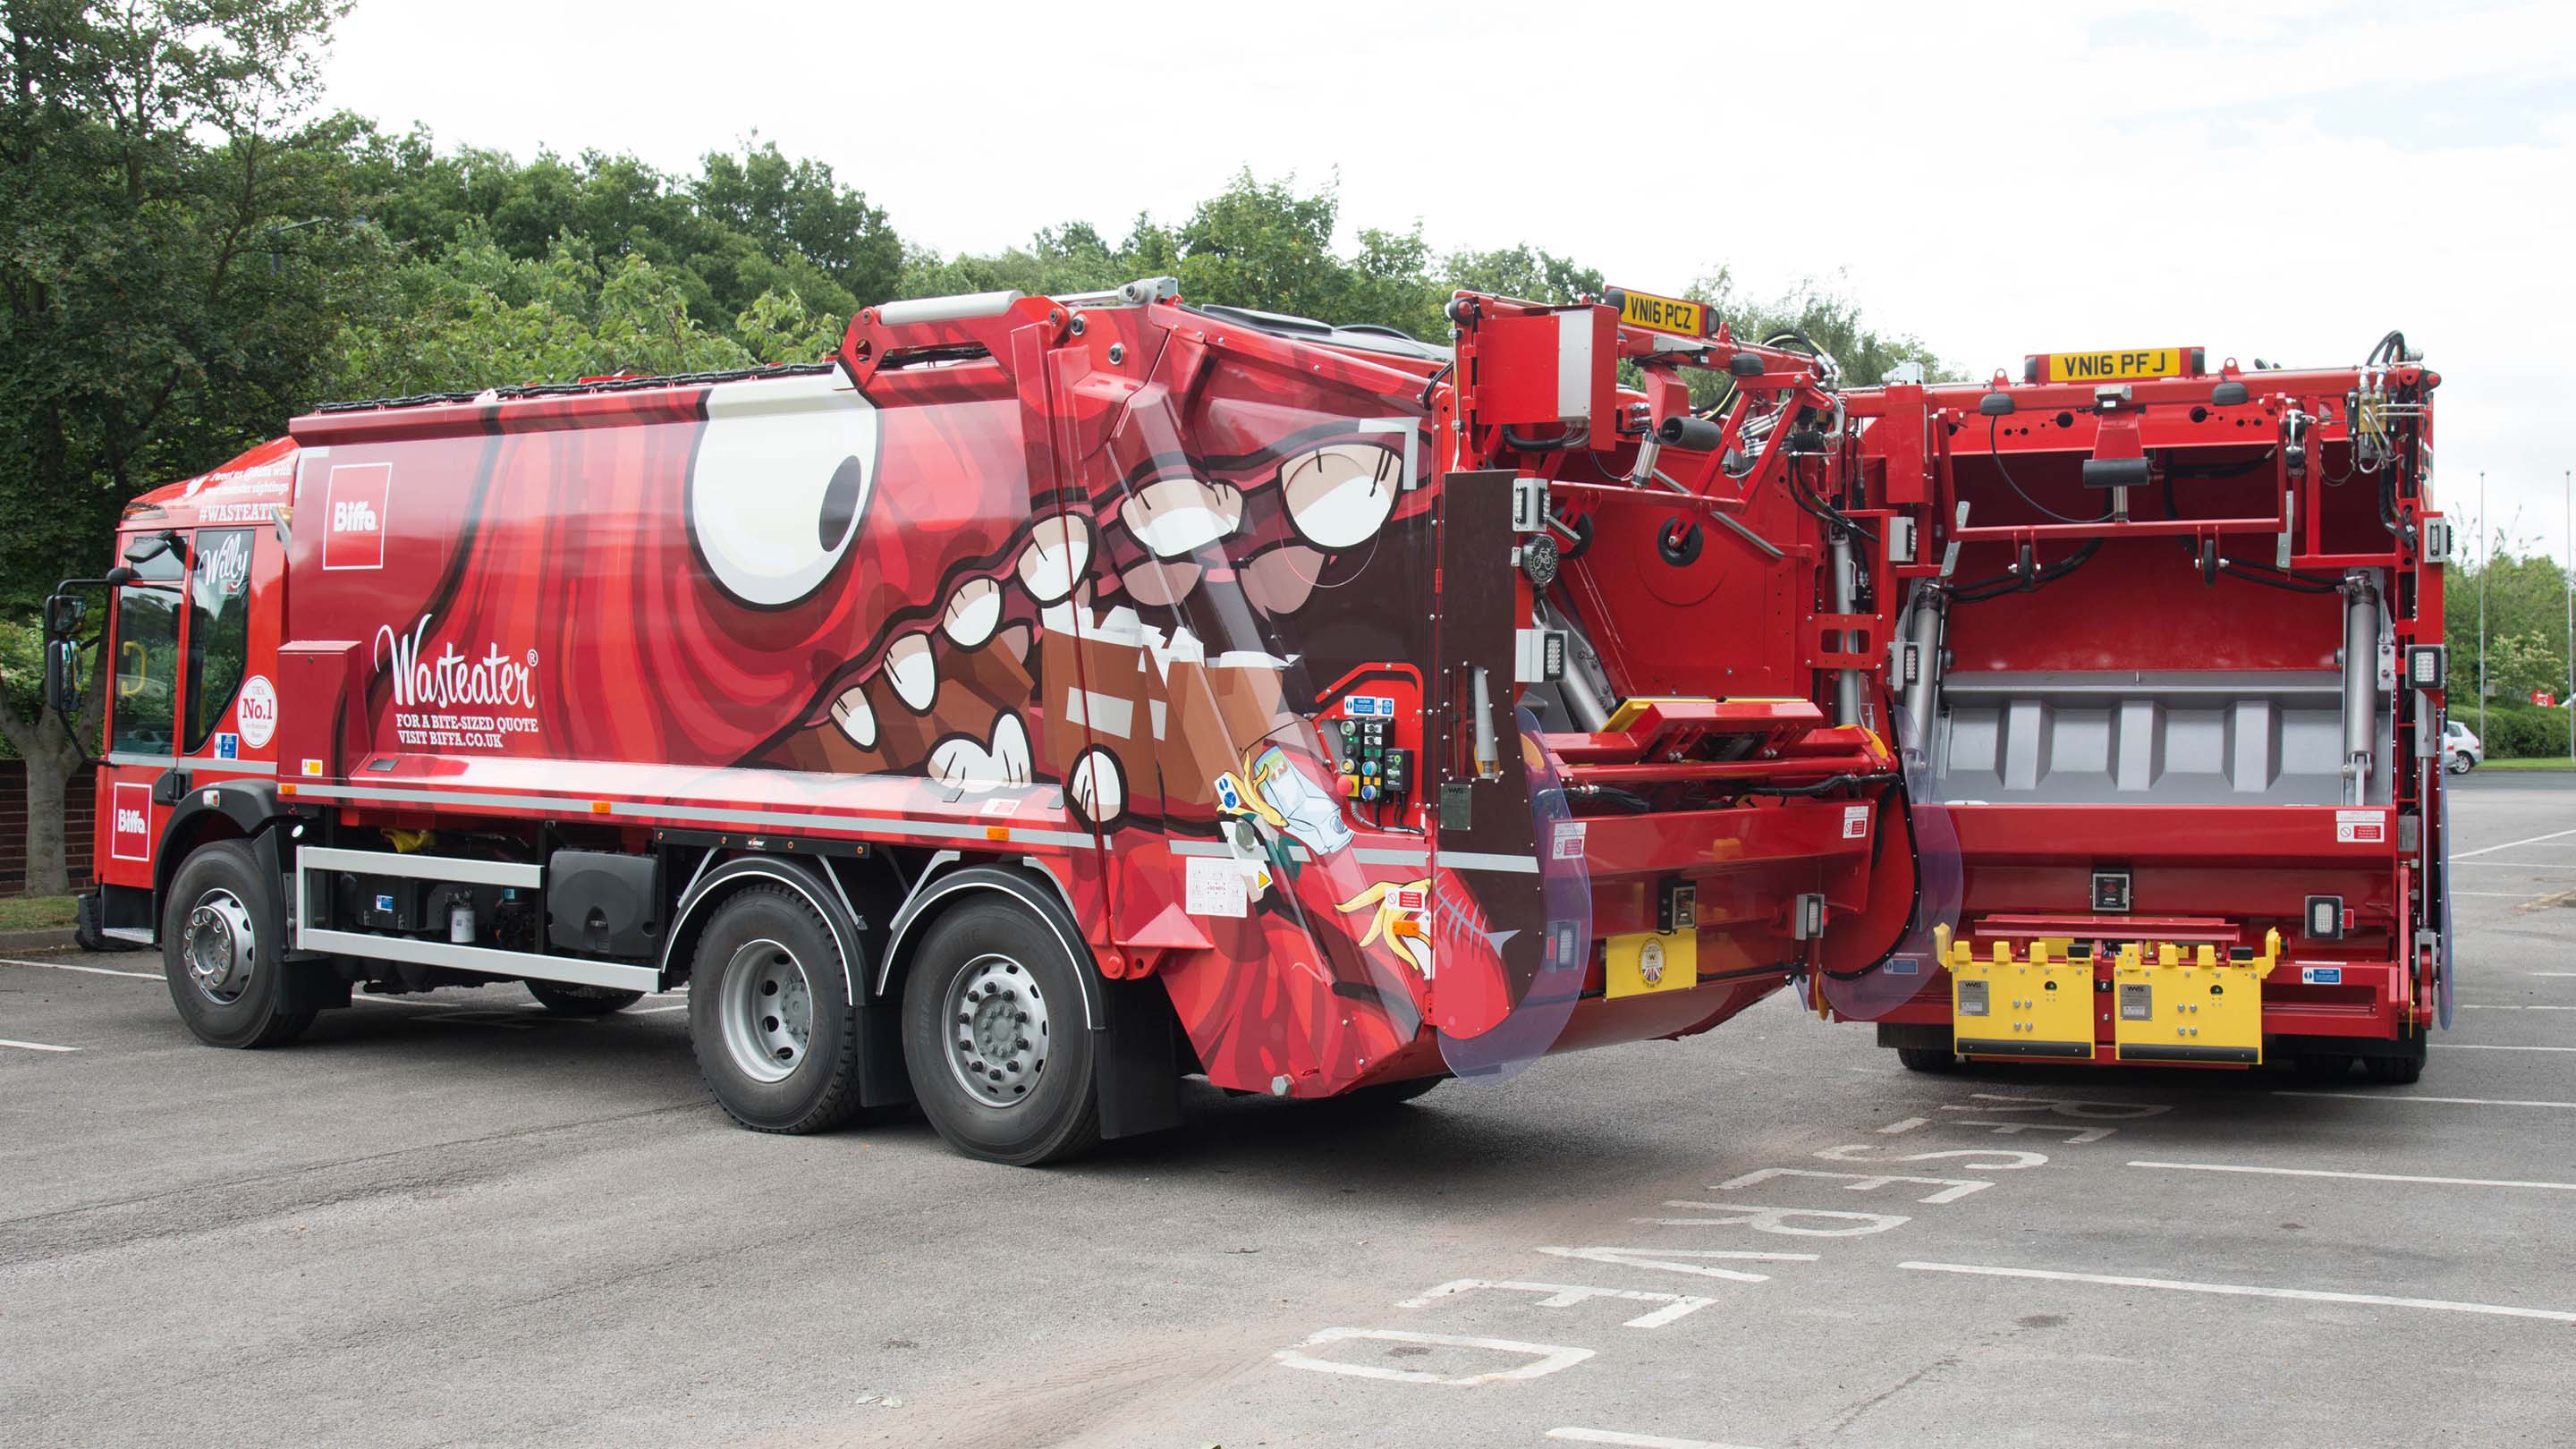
[52,278,1911,1163]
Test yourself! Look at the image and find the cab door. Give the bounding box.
[97,533,189,891]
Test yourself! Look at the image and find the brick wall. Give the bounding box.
[0,760,97,896]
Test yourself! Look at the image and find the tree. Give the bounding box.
[1,0,359,894]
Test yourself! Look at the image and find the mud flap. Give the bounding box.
[1095,975,1182,1140]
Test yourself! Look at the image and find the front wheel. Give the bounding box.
[163,840,315,1048]
[2448,754,2473,775]
[902,897,1099,1165]
[1896,1046,1961,1073]
[527,980,645,1016]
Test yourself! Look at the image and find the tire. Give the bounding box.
[902,896,1100,1166]
[2360,1038,2428,1086]
[2291,1054,2353,1082]
[2449,754,2473,775]
[526,980,645,1016]
[1896,1046,1960,1073]
[162,839,316,1049]
[686,886,867,1134]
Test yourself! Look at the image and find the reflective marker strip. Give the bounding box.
[1442,851,1542,874]
[287,782,1094,849]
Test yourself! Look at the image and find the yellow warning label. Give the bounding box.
[1614,289,1708,338]
[2042,348,2187,383]
[1606,930,1698,998]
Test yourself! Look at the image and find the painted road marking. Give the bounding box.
[2130,1160,2576,1192]
[1898,1260,2576,1324]
[2457,1004,2576,1011]
[631,1004,691,1014]
[1548,1430,1766,1449]
[1398,1280,1716,1330]
[2276,1090,2576,1109]
[2443,1043,2576,1053]
[1877,1116,1930,1134]
[1273,1328,1592,1385]
[1535,1247,1818,1284]
[2529,971,2576,977]
[2454,860,2576,870]
[0,1038,81,1053]
[2453,826,2576,860]
[0,956,159,980]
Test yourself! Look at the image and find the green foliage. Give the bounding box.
[2443,543,2576,721]
[2474,702,2572,760]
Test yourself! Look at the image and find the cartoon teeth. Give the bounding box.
[1017,514,1092,603]
[1065,746,1124,827]
[944,575,1003,647]
[829,684,877,749]
[1120,476,1244,559]
[1281,442,1401,549]
[930,713,1031,792]
[885,632,936,713]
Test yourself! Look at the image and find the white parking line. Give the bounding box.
[0,956,159,981]
[1548,1430,1765,1449]
[631,1004,690,1015]
[1898,1261,2576,1324]
[2453,826,2576,860]
[2443,1044,2576,1053]
[2529,972,2576,978]
[2455,860,2576,870]
[0,1038,81,1053]
[2129,1160,2576,1192]
[2457,1004,2576,1011]
[2276,1091,2576,1109]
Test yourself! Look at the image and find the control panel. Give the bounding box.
[1331,694,1413,809]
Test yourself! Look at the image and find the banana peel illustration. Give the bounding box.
[1336,877,1434,979]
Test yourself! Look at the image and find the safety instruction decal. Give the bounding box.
[2335,809,2386,844]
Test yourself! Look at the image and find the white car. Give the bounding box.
[2444,718,2483,774]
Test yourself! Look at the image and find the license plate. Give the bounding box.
[2041,348,2189,382]
[1613,288,1708,338]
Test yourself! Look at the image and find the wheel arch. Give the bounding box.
[153,778,288,923]
[876,856,1102,1031]
[660,854,865,998]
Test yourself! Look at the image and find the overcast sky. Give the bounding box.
[325,0,2576,560]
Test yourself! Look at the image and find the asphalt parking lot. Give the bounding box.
[4,772,2572,1449]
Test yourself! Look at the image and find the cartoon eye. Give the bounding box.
[1280,443,1401,549]
[689,373,881,607]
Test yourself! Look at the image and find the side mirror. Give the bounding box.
[43,639,83,720]
[43,592,87,639]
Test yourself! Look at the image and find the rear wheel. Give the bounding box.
[1896,1046,1960,1073]
[163,840,314,1048]
[526,980,645,1016]
[2448,753,2473,775]
[686,886,866,1134]
[902,897,1099,1165]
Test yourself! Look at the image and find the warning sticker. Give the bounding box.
[2335,809,2387,844]
[1183,854,1249,919]
[1553,821,1587,860]
[1843,804,1871,840]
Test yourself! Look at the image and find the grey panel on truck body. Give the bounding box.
[1937,670,2387,807]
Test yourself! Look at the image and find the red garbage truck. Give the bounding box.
[45,278,1911,1163]
[1815,337,2453,1080]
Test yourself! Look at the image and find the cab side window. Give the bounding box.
[108,547,186,758]
[186,529,256,753]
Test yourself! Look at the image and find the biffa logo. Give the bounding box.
[323,463,391,571]
[110,782,151,862]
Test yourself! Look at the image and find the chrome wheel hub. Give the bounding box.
[716,938,812,1084]
[182,890,257,1004]
[944,953,1050,1108]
